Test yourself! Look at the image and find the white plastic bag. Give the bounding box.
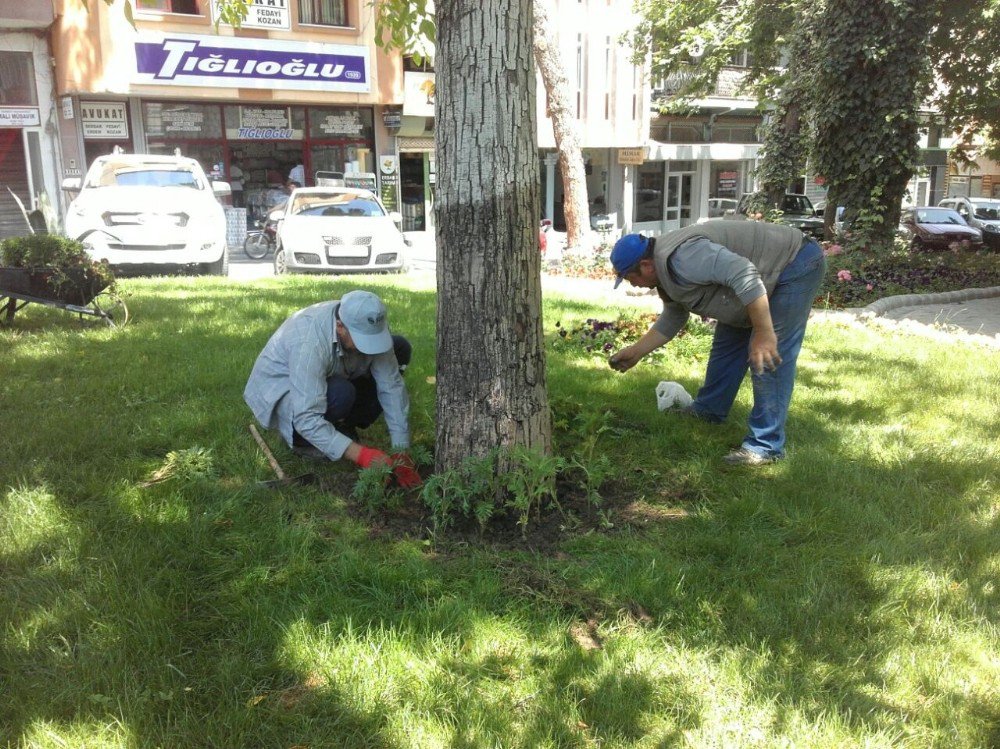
[655,381,693,412]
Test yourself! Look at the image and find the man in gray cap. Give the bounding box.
[608,221,825,466]
[244,290,421,487]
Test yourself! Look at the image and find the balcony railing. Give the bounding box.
[652,66,752,101]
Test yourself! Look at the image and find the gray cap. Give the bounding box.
[339,290,393,354]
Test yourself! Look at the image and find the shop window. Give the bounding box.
[0,52,37,107]
[136,0,201,13]
[143,102,223,140]
[308,107,374,141]
[634,161,665,223]
[299,0,348,26]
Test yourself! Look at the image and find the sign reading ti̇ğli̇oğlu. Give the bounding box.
[133,33,370,93]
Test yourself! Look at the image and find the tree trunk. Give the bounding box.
[434,0,552,472]
[532,0,590,252]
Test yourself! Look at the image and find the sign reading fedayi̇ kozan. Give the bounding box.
[133,33,370,93]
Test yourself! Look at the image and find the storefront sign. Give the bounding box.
[80,102,128,139]
[717,170,738,193]
[61,97,74,120]
[379,155,398,176]
[133,33,370,93]
[380,173,398,212]
[344,172,377,191]
[403,72,435,117]
[382,109,402,129]
[617,147,646,166]
[317,111,364,136]
[211,0,290,30]
[0,107,40,128]
[238,106,293,139]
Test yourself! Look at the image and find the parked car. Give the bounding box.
[63,154,230,275]
[708,198,738,218]
[273,187,406,275]
[734,192,825,238]
[898,207,983,251]
[937,196,1000,249]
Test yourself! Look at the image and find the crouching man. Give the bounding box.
[609,221,825,466]
[244,290,421,488]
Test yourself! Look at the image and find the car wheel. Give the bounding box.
[274,246,288,275]
[202,247,229,276]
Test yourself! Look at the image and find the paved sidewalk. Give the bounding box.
[848,286,1000,348]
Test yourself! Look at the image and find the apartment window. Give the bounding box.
[0,52,37,106]
[136,0,200,13]
[632,66,640,120]
[727,50,754,68]
[575,34,586,119]
[403,55,435,73]
[604,36,613,120]
[299,0,348,26]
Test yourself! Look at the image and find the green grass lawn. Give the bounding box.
[2,274,998,748]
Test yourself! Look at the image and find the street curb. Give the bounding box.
[852,286,1000,316]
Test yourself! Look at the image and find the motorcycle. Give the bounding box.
[243,215,278,260]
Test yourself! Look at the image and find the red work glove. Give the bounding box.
[353,445,390,469]
[389,453,422,489]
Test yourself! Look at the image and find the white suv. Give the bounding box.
[64,154,230,274]
[937,196,1000,249]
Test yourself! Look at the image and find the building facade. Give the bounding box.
[1,0,64,238]
[50,0,406,229]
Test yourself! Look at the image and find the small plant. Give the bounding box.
[504,447,565,537]
[142,447,216,487]
[351,462,400,514]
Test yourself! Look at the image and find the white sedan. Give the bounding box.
[273,187,407,275]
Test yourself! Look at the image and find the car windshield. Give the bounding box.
[290,192,385,217]
[971,200,1000,220]
[781,195,814,215]
[85,161,203,189]
[915,208,965,225]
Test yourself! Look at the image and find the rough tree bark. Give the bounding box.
[532,0,590,252]
[434,0,552,471]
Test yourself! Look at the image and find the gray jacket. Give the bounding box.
[244,301,410,460]
[652,220,805,337]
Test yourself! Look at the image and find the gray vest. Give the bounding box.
[654,220,805,327]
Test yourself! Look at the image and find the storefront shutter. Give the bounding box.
[0,129,31,240]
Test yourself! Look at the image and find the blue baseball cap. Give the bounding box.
[611,233,651,288]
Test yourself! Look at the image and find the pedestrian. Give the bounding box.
[244,290,422,487]
[288,162,305,188]
[608,221,826,465]
[228,162,244,208]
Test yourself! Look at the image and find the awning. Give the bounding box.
[646,142,761,161]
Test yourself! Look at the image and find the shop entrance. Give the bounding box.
[228,142,304,224]
[400,152,432,232]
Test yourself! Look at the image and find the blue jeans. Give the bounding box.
[691,240,826,458]
[293,335,411,445]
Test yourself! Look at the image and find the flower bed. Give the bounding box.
[817,242,1000,308]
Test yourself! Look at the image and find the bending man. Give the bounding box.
[609,221,825,465]
[244,290,421,487]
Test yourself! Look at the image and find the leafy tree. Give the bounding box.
[631,0,1000,249]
